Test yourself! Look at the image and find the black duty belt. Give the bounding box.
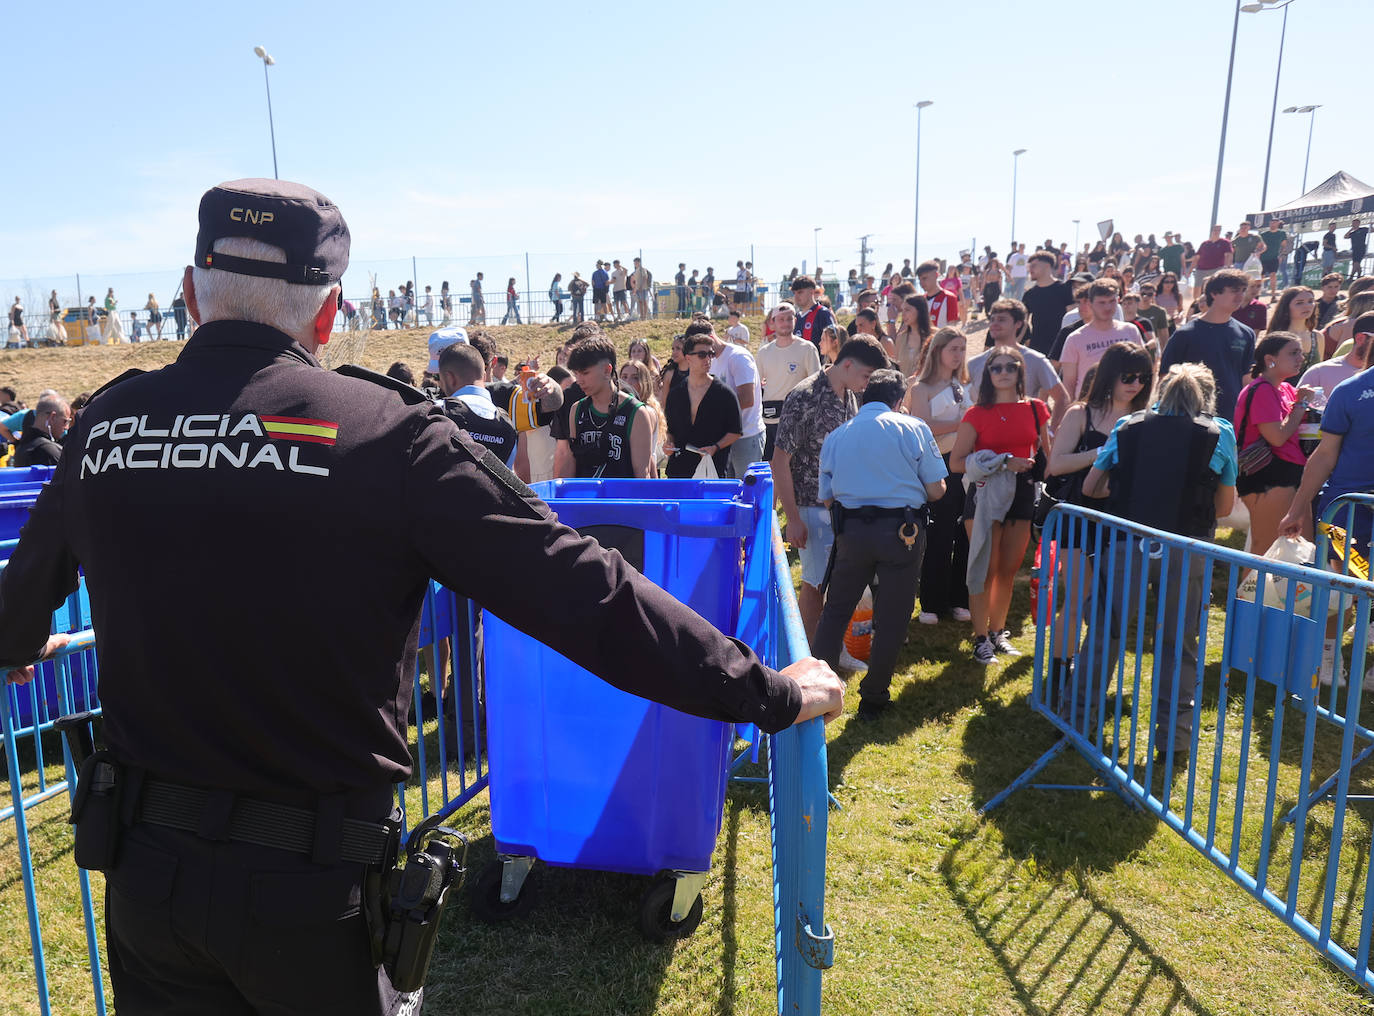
[138,778,393,865]
[836,504,924,522]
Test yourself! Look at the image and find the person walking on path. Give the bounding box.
[501,277,522,325]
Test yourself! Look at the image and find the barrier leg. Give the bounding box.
[979,737,1070,815]
[2,694,53,1016]
[1284,740,1374,824]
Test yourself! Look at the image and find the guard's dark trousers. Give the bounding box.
[106,810,414,1015]
[812,518,926,705]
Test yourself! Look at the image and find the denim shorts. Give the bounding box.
[797,505,835,588]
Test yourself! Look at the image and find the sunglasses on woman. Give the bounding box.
[988,361,1020,375]
[1118,372,1146,384]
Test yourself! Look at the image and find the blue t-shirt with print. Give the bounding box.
[1319,366,1374,503]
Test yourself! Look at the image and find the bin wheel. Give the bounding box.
[638,875,704,942]
[470,859,537,923]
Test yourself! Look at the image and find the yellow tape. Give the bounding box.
[1320,522,1370,580]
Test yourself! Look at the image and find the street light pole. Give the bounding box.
[1249,0,1297,210]
[813,228,822,278]
[253,45,279,180]
[1072,219,1081,252]
[1011,149,1026,250]
[1284,104,1321,193]
[913,100,933,267]
[1210,0,1242,229]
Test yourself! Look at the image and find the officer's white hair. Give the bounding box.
[191,237,334,336]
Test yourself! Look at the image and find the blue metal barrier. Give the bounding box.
[987,503,1374,992]
[1,609,104,1016]
[4,472,832,1016]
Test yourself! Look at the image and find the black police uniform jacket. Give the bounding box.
[0,322,800,801]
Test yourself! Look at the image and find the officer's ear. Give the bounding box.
[313,287,340,347]
[182,267,200,325]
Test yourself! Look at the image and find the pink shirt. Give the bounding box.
[1059,321,1139,396]
[1235,378,1305,465]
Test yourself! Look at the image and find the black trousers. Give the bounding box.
[105,804,415,1015]
[920,456,968,616]
[812,516,926,705]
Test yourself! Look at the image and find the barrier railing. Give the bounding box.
[986,503,1374,992]
[3,484,832,1015]
[1,592,104,1016]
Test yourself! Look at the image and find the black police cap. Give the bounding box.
[195,179,350,286]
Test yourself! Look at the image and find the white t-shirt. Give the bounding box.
[612,267,628,291]
[727,322,750,346]
[756,337,822,409]
[710,343,765,438]
[1008,253,1029,279]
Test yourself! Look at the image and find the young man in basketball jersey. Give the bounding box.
[564,337,654,478]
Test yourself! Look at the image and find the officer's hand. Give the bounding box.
[783,657,845,725]
[5,635,71,686]
[785,516,808,550]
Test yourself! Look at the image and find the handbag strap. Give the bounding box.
[1238,380,1263,445]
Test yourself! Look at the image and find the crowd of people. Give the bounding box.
[11,223,1374,705]
[397,227,1373,715]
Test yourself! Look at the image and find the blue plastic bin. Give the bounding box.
[0,466,55,487]
[0,490,41,543]
[482,472,771,876]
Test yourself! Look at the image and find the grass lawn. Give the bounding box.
[2,319,1373,1013]
[5,540,1374,1015]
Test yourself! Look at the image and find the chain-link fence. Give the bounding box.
[1,237,961,344]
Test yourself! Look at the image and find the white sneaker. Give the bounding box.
[952,607,972,622]
[838,648,868,673]
[918,612,939,625]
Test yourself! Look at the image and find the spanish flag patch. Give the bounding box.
[259,416,339,446]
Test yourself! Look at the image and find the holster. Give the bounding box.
[364,813,467,993]
[69,750,124,872]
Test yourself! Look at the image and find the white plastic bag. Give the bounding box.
[1237,535,1336,615]
[1243,252,1263,278]
[690,448,718,480]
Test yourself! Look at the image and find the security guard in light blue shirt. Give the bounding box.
[812,368,948,721]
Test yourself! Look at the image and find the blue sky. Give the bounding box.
[4,0,1372,305]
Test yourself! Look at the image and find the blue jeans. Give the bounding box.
[501,297,522,325]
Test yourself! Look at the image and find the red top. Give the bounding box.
[963,399,1049,458]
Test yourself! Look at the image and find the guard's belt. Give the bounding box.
[138,778,392,865]
[837,505,923,521]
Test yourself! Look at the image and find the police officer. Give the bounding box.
[810,369,948,722]
[0,178,844,1015]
